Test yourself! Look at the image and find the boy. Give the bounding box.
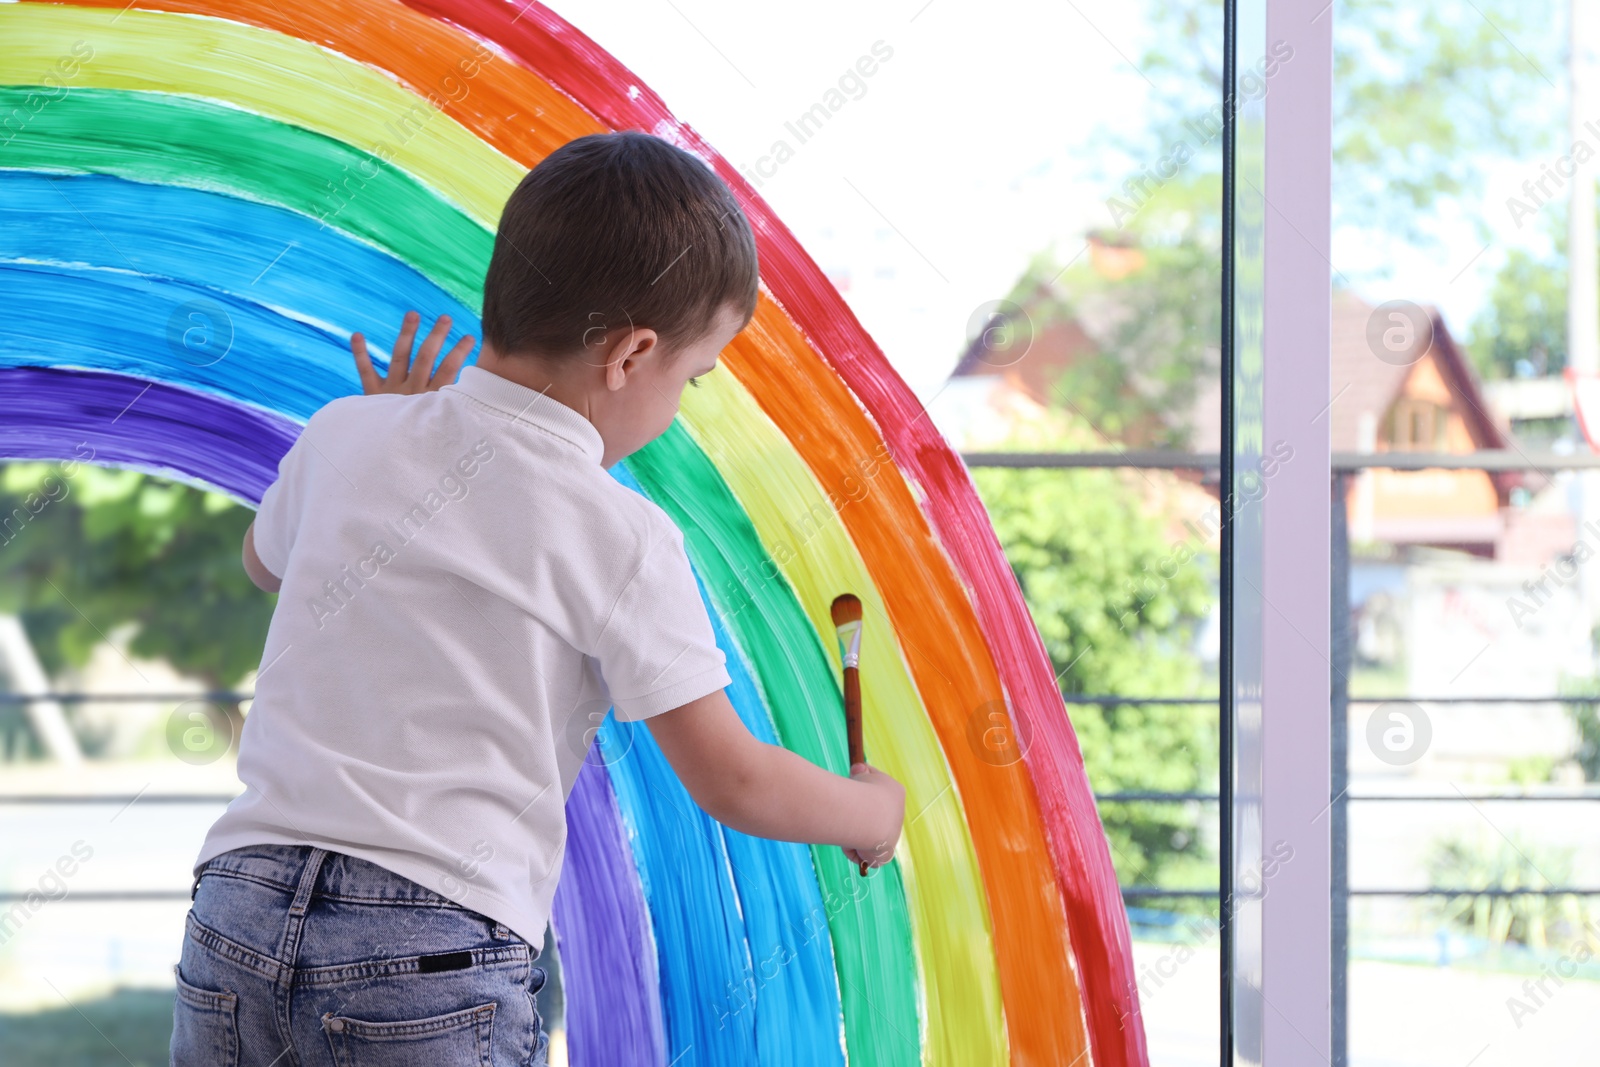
[171,132,905,1067]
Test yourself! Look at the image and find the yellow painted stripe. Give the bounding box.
[0,4,517,225]
[680,369,1008,1066]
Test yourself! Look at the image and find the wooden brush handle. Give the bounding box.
[843,665,864,769]
[842,665,868,876]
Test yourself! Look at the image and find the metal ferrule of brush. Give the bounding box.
[837,620,863,669]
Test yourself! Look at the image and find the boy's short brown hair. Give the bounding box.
[481,131,760,362]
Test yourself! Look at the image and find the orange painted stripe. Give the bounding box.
[723,304,1089,1067]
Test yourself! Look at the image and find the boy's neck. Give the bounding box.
[474,343,594,423]
[471,343,637,468]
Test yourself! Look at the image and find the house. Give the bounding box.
[931,238,1595,792]
[1330,290,1573,563]
[925,234,1225,563]
[933,233,1219,456]
[930,240,1571,565]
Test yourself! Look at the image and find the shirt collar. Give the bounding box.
[446,365,606,464]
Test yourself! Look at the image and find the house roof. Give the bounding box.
[1329,290,1508,453]
[948,283,1198,448]
[948,275,1510,455]
[951,308,1013,380]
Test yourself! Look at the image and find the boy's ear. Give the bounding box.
[603,326,661,392]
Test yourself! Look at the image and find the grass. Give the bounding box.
[0,986,173,1067]
[1349,663,1409,700]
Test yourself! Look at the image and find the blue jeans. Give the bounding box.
[171,843,547,1066]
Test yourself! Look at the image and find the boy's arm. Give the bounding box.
[647,688,905,867]
[241,521,281,594]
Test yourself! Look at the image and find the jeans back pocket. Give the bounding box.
[323,1002,496,1066]
[170,967,240,1067]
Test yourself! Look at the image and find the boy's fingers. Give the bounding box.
[350,333,381,395]
[411,314,454,387]
[844,837,895,868]
[430,335,474,390]
[411,315,451,383]
[389,310,421,381]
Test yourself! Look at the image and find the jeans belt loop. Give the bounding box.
[289,847,331,917]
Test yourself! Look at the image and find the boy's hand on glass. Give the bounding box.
[352,310,475,395]
[843,762,904,870]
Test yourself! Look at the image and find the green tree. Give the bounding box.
[1467,246,1569,378]
[1049,0,1563,456]
[0,461,274,755]
[1014,178,1223,449]
[1332,0,1561,243]
[970,416,1218,892]
[1129,0,1561,242]
[1462,199,1600,380]
[1062,0,1565,423]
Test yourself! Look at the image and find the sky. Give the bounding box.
[549,0,1153,401]
[550,0,1567,400]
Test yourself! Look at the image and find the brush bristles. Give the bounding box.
[830,593,862,627]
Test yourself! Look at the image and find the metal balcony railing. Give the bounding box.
[6,446,1600,1067]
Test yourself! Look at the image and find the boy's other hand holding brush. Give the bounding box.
[844,762,903,869]
[647,691,905,870]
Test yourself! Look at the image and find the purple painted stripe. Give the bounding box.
[0,366,298,503]
[0,362,667,1060]
[554,761,667,1066]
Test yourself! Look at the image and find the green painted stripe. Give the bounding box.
[0,80,923,1064]
[627,424,922,1067]
[0,85,490,307]
[0,3,522,225]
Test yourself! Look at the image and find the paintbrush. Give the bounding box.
[830,593,869,877]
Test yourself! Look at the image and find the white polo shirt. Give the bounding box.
[194,366,731,946]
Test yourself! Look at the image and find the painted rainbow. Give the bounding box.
[0,3,1149,1065]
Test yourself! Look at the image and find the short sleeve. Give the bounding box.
[251,430,311,578]
[595,523,730,722]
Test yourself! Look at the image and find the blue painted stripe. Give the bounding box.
[606,464,844,1067]
[0,261,358,422]
[0,172,480,497]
